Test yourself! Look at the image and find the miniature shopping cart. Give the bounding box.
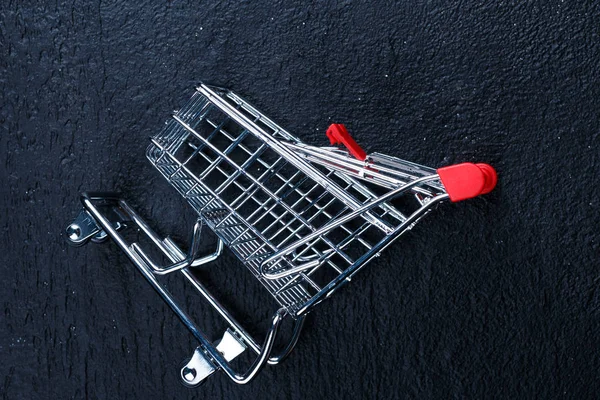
[65,84,497,386]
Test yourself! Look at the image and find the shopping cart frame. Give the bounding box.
[65,84,497,386]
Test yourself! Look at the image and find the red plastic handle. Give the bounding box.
[326,124,367,161]
[437,163,497,202]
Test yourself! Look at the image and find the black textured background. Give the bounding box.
[1,1,599,399]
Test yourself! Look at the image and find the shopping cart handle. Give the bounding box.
[326,124,367,161]
[437,163,497,202]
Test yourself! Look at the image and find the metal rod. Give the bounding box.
[267,314,306,365]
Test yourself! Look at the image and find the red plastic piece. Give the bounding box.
[326,124,367,161]
[437,163,497,202]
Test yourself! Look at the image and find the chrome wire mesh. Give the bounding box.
[146,85,446,315]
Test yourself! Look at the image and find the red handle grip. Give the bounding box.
[437,163,497,202]
[326,124,367,161]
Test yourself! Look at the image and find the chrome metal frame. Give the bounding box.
[65,84,455,386]
[68,193,305,386]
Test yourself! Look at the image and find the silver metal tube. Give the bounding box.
[267,314,306,365]
[283,142,439,194]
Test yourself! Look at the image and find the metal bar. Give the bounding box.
[283,142,445,194]
[267,314,306,365]
[130,219,204,275]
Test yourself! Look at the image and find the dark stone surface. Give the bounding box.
[1,1,599,398]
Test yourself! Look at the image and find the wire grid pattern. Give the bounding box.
[146,86,438,314]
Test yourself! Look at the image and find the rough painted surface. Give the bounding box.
[1,1,599,398]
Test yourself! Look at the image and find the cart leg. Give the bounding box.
[267,314,306,365]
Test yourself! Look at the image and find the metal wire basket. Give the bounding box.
[65,83,497,386]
